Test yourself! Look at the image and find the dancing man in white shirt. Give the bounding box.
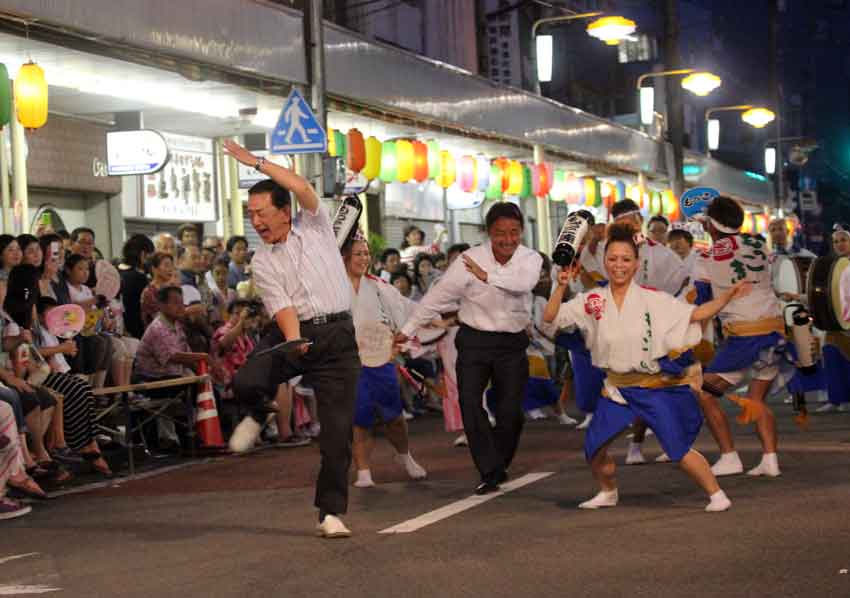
[397,202,542,495]
[224,140,361,539]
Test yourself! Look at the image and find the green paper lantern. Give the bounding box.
[593,179,603,207]
[427,140,441,179]
[485,164,503,199]
[0,64,10,129]
[520,165,532,198]
[379,141,397,183]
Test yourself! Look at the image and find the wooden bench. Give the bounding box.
[93,375,209,476]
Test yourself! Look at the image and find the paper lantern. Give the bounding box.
[492,158,510,192]
[486,164,503,199]
[754,213,767,234]
[616,181,626,203]
[583,178,597,207]
[412,141,429,182]
[0,64,11,129]
[564,176,584,205]
[476,156,490,192]
[437,150,456,189]
[346,129,365,173]
[458,155,476,193]
[506,160,523,195]
[426,140,441,179]
[396,140,414,183]
[741,211,754,234]
[327,129,345,158]
[549,170,565,202]
[15,61,47,129]
[649,191,662,215]
[363,136,382,180]
[600,182,614,208]
[662,190,677,216]
[533,163,553,198]
[520,165,532,198]
[379,140,397,183]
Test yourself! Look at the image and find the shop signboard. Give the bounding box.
[269,89,327,154]
[237,151,292,189]
[141,132,217,222]
[106,130,169,176]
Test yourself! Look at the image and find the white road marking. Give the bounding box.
[0,553,39,566]
[379,472,554,534]
[0,585,61,595]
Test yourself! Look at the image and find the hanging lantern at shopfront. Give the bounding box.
[15,61,48,130]
[379,140,397,183]
[328,129,346,159]
[363,136,382,180]
[520,165,532,198]
[616,181,626,204]
[491,158,509,192]
[627,184,640,203]
[412,141,429,182]
[754,213,767,234]
[0,64,11,129]
[507,160,523,195]
[395,140,414,183]
[533,162,552,198]
[564,174,581,205]
[661,190,678,218]
[648,191,662,215]
[426,140,440,179]
[486,164,503,199]
[583,178,597,207]
[458,155,477,193]
[437,150,456,189]
[476,156,490,192]
[346,129,365,173]
[549,170,565,202]
[741,211,754,234]
[600,182,614,209]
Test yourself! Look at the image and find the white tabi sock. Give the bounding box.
[394,453,427,480]
[354,469,375,488]
[747,452,781,477]
[705,489,732,512]
[711,452,744,476]
[625,441,646,465]
[578,489,619,509]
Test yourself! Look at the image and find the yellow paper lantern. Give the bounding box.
[437,150,456,189]
[15,61,48,129]
[363,136,382,180]
[507,160,523,195]
[396,139,414,183]
[583,178,597,206]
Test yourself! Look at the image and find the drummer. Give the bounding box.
[768,218,815,259]
[343,236,427,488]
[815,224,850,413]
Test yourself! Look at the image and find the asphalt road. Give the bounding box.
[3,404,850,598]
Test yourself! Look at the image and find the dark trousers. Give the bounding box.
[455,324,529,482]
[233,318,361,515]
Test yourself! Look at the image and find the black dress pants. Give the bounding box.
[233,317,361,516]
[455,324,529,482]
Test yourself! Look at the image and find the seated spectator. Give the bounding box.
[647,215,670,244]
[400,225,428,265]
[140,252,176,328]
[209,257,236,324]
[412,253,439,299]
[212,299,258,397]
[70,227,98,287]
[63,254,112,388]
[17,234,42,268]
[154,232,177,259]
[203,235,224,255]
[57,229,72,254]
[391,271,414,299]
[378,248,402,282]
[0,234,22,307]
[226,235,250,288]
[1,400,42,518]
[37,234,64,302]
[134,286,208,382]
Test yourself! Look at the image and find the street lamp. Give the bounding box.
[705,104,776,153]
[533,12,634,87]
[636,69,722,129]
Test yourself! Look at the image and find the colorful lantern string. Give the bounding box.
[379,140,397,183]
[458,155,477,193]
[507,160,523,195]
[363,136,382,180]
[437,150,456,189]
[426,140,441,180]
[396,140,414,183]
[346,129,365,173]
[15,61,48,130]
[584,178,597,207]
[486,164,503,199]
[412,141,429,182]
[476,155,490,192]
[520,165,532,198]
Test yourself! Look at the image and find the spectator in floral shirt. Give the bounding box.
[134,286,207,382]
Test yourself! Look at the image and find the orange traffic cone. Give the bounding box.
[195,360,225,449]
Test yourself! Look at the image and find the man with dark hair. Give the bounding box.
[693,195,783,478]
[71,227,99,287]
[647,215,670,244]
[226,235,250,289]
[223,139,360,539]
[379,248,401,282]
[177,223,200,247]
[447,243,471,266]
[397,201,542,495]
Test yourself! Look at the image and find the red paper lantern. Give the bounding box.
[345,129,365,173]
[412,141,429,182]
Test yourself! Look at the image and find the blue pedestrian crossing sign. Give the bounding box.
[270,89,327,154]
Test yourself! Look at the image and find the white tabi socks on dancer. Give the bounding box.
[394,452,427,480]
[711,451,744,476]
[705,490,732,512]
[578,489,619,509]
[746,452,781,477]
[625,441,646,465]
[576,414,593,430]
[354,469,375,488]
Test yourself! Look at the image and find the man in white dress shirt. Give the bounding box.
[223,140,360,539]
[397,202,542,494]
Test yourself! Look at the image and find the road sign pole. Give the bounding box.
[307,0,326,190]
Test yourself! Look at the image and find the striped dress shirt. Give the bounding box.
[251,205,351,321]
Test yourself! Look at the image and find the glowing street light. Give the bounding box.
[532,12,635,90]
[764,147,776,174]
[741,107,776,128]
[680,72,722,96]
[705,105,775,155]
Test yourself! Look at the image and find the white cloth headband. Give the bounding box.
[834,229,850,241]
[613,210,641,221]
[708,216,740,234]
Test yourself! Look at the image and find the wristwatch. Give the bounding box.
[254,157,266,172]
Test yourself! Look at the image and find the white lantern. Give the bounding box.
[707,119,720,151]
[536,35,553,83]
[764,147,776,175]
[639,86,655,126]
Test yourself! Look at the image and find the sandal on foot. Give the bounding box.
[8,476,48,499]
[81,451,113,477]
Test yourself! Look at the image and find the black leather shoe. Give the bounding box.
[474,480,500,495]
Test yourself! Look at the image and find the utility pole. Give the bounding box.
[662,0,685,198]
[303,0,326,187]
[767,0,783,211]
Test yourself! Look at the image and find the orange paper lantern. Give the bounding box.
[412,141,429,182]
[346,129,366,173]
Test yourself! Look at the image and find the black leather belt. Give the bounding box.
[300,311,351,326]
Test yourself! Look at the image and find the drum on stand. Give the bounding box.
[773,255,814,326]
[807,255,850,331]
